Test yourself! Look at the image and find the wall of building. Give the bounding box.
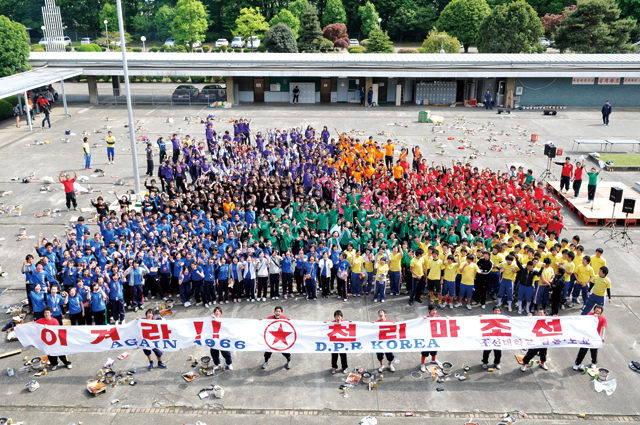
[517,77,640,107]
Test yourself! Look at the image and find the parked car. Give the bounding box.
[215,39,229,48]
[30,85,59,101]
[39,36,72,46]
[540,37,550,47]
[348,39,359,46]
[80,37,95,45]
[191,40,202,48]
[165,37,176,47]
[172,85,199,103]
[198,84,227,102]
[247,36,260,49]
[231,36,245,48]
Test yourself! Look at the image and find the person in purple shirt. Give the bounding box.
[321,126,330,143]
[171,134,181,162]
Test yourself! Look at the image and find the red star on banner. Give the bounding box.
[269,324,292,346]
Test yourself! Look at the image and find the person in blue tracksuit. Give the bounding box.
[217,257,230,304]
[89,283,108,325]
[46,285,66,324]
[204,257,217,307]
[67,286,85,325]
[601,100,612,125]
[367,87,373,107]
[485,90,493,110]
[123,261,149,312]
[189,260,205,306]
[304,254,319,300]
[359,87,365,106]
[30,283,47,320]
[109,269,126,325]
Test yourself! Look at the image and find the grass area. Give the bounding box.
[599,153,640,166]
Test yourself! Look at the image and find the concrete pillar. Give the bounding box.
[87,75,99,105]
[365,77,373,92]
[226,76,235,105]
[112,75,121,96]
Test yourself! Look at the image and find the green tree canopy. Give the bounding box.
[358,1,380,37]
[421,30,460,52]
[155,5,175,41]
[365,28,394,52]
[0,16,31,78]
[436,0,490,52]
[132,14,153,33]
[477,0,545,53]
[270,9,300,38]
[614,0,640,20]
[387,0,437,42]
[264,22,298,52]
[554,0,636,53]
[323,0,347,27]
[234,7,270,48]
[99,3,119,29]
[289,0,310,19]
[297,4,324,52]
[171,0,208,48]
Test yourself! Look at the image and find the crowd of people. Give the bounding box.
[20,116,613,372]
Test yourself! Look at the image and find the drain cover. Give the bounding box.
[177,383,189,390]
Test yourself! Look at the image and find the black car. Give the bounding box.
[171,85,199,103]
[198,84,227,103]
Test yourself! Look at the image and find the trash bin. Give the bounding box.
[418,111,431,123]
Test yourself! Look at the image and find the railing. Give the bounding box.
[99,88,228,105]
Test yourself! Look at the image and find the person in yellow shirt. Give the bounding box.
[557,250,576,309]
[363,247,375,295]
[489,246,505,298]
[392,161,404,183]
[572,256,595,307]
[351,249,364,296]
[388,246,403,296]
[590,248,606,275]
[442,254,458,309]
[409,248,425,306]
[582,266,611,315]
[373,258,389,303]
[534,258,554,310]
[456,254,479,309]
[106,130,116,164]
[573,246,584,269]
[497,254,520,311]
[426,250,445,307]
[383,140,394,170]
[545,231,558,249]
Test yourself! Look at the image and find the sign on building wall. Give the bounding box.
[624,78,640,85]
[270,84,281,92]
[572,77,595,85]
[598,77,620,85]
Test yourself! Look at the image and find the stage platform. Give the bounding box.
[547,181,639,227]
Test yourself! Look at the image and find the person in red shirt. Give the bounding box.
[260,306,292,370]
[58,171,78,211]
[29,307,73,370]
[554,156,574,194]
[419,304,441,372]
[547,215,567,236]
[374,309,395,373]
[572,161,585,198]
[573,304,607,370]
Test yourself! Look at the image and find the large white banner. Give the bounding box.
[15,316,601,356]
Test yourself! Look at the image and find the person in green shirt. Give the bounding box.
[586,166,603,202]
[317,206,329,232]
[446,227,460,246]
[456,209,471,236]
[328,204,340,229]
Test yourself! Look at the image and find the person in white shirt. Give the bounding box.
[268,251,282,300]
[256,251,269,302]
[318,252,333,298]
[241,254,257,302]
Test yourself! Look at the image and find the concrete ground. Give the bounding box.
[1,84,640,424]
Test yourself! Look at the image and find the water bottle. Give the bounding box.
[122,405,131,409]
[133,364,137,373]
[633,341,637,349]
[7,367,14,376]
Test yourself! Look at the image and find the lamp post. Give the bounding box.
[141,36,146,52]
[104,20,108,51]
[378,17,382,29]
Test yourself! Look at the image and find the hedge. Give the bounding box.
[91,44,102,52]
[65,45,72,51]
[0,100,14,121]
[31,44,45,51]
[191,76,206,83]
[132,47,142,52]
[416,47,427,53]
[220,45,227,52]
[169,76,180,82]
[233,48,241,52]
[176,76,190,83]
[348,47,364,53]
[151,46,159,52]
[257,45,266,52]
[398,48,418,53]
[77,44,95,52]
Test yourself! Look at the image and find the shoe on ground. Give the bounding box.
[195,302,202,306]
[520,365,527,372]
[482,363,488,369]
[332,368,337,374]
[162,297,168,301]
[561,304,565,310]
[466,304,472,310]
[226,363,233,370]
[590,363,597,369]
[121,319,125,325]
[508,306,512,312]
[51,365,58,371]
[540,363,549,370]
[378,365,384,373]
[481,305,486,309]
[408,301,413,306]
[381,299,385,303]
[389,364,395,373]
[262,297,267,302]
[430,359,438,364]
[420,364,426,372]
[67,364,72,369]
[261,361,269,369]
[373,299,378,303]
[495,364,501,370]
[342,368,349,374]
[449,303,454,309]
[518,308,523,315]
[149,362,154,370]
[573,364,581,371]
[158,362,167,368]
[454,302,461,308]
[286,361,292,370]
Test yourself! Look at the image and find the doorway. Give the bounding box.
[320,78,331,102]
[254,78,264,102]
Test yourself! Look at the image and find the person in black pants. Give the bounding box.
[554,156,574,194]
[520,310,549,372]
[210,307,233,370]
[475,250,492,307]
[601,100,612,125]
[328,310,349,374]
[481,306,503,369]
[292,86,300,104]
[145,143,154,176]
[573,304,606,370]
[261,306,292,370]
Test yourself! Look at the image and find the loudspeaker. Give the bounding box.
[622,197,636,214]
[609,187,623,203]
[498,109,511,115]
[544,110,557,116]
[544,144,556,158]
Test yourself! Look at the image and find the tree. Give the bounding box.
[540,5,576,35]
[387,0,437,42]
[0,16,30,78]
[234,7,270,49]
[171,0,209,48]
[270,9,300,38]
[264,23,298,52]
[477,0,545,53]
[554,0,636,53]
[359,2,380,37]
[436,0,490,52]
[96,30,133,47]
[133,14,153,33]
[99,3,119,30]
[421,31,460,52]
[323,0,347,26]
[323,23,350,49]
[616,0,640,20]
[527,0,578,16]
[57,0,102,32]
[365,28,394,52]
[289,0,310,19]
[155,5,176,41]
[297,4,324,52]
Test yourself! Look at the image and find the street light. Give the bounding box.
[141,36,146,52]
[104,20,109,50]
[378,17,382,29]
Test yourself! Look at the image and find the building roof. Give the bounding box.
[0,67,82,99]
[29,52,640,78]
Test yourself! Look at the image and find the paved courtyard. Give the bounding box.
[1,84,640,424]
